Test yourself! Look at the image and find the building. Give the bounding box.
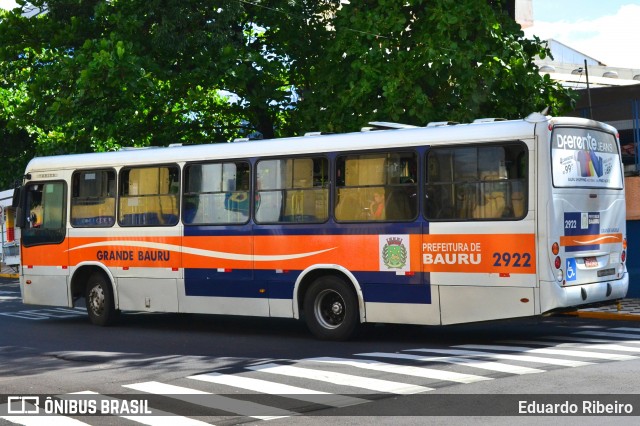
[513,2,640,298]
[1,189,19,271]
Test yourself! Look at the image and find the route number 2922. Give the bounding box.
[492,252,531,267]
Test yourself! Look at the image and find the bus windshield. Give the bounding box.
[551,127,623,189]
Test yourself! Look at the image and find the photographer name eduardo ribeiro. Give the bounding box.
[518,399,634,415]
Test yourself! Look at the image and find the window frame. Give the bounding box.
[182,159,252,226]
[117,163,181,227]
[424,141,528,222]
[70,168,117,228]
[21,180,68,248]
[334,149,419,223]
[550,126,623,190]
[254,155,330,225]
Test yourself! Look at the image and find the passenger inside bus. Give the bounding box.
[368,191,385,219]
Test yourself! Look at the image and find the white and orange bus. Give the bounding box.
[13,112,627,340]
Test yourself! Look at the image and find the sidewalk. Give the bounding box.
[0,262,19,279]
[568,299,640,321]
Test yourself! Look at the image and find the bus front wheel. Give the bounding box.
[85,272,118,326]
[303,276,358,341]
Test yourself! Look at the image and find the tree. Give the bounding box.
[0,0,337,157]
[2,0,246,154]
[0,0,573,174]
[293,0,575,133]
[0,71,35,188]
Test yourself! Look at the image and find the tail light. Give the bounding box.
[553,242,563,282]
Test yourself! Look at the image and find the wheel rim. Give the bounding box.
[313,289,346,329]
[88,285,105,316]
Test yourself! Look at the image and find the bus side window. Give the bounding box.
[426,143,527,221]
[183,161,250,225]
[335,152,416,222]
[119,165,179,227]
[71,170,116,227]
[255,157,328,224]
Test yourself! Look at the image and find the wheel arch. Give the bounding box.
[293,264,365,323]
[70,262,116,308]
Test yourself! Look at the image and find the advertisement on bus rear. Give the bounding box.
[551,127,623,189]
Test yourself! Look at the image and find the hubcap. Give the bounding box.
[88,285,105,316]
[314,289,346,329]
[331,301,343,315]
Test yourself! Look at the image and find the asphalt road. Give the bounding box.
[1,277,640,425]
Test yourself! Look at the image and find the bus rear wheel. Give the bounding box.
[303,276,358,341]
[85,272,118,326]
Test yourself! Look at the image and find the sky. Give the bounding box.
[1,0,639,70]
[0,1,16,10]
[524,0,640,70]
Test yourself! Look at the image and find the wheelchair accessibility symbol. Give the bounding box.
[566,258,577,281]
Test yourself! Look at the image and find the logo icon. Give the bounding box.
[382,237,408,269]
[7,396,40,414]
[566,258,577,281]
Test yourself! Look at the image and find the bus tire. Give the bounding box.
[303,276,358,341]
[85,272,118,326]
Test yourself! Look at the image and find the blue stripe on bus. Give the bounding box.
[184,268,262,298]
[355,271,430,304]
[184,268,431,304]
[184,221,426,237]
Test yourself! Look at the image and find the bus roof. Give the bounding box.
[23,114,616,173]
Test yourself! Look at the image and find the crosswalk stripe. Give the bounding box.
[611,327,640,333]
[0,312,48,320]
[0,404,88,426]
[402,349,547,374]
[535,336,622,344]
[124,381,293,421]
[449,346,592,367]
[357,352,544,375]
[497,339,590,346]
[503,337,640,348]
[187,372,368,408]
[443,344,636,361]
[0,296,21,301]
[66,391,209,426]
[576,330,640,340]
[307,357,490,384]
[581,344,640,353]
[247,363,431,394]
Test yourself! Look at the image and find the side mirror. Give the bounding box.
[11,186,20,208]
[13,187,25,228]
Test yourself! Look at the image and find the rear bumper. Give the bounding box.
[540,272,628,313]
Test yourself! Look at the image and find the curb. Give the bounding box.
[0,273,18,279]
[565,311,640,321]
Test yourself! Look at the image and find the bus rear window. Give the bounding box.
[551,127,623,189]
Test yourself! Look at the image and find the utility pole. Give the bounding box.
[584,59,593,119]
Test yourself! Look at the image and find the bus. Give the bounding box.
[1,189,20,271]
[12,112,628,340]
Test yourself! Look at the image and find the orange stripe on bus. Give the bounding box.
[422,234,536,274]
[559,233,623,247]
[22,233,537,275]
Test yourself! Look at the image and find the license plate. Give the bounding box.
[597,268,615,277]
[584,257,598,268]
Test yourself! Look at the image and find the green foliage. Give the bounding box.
[0,0,574,188]
[294,0,575,132]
